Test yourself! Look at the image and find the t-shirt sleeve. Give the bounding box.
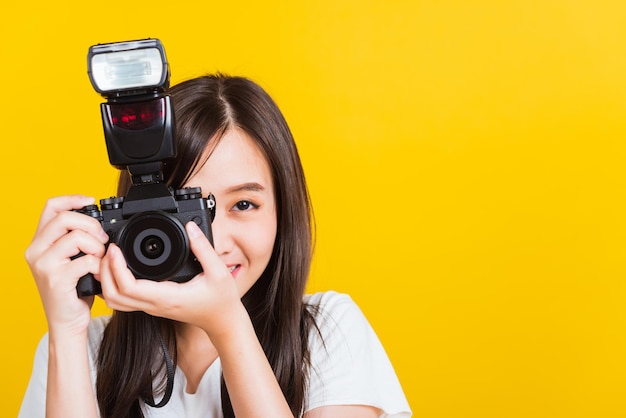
[18,333,48,417]
[305,291,412,417]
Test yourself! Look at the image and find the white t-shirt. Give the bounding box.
[19,291,412,417]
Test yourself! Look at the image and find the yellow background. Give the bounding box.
[2,1,626,416]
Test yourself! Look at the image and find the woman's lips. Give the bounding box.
[228,265,241,277]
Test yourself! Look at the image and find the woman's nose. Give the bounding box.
[208,211,234,256]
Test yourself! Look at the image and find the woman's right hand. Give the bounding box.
[24,195,109,339]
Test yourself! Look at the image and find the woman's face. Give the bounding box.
[183,128,277,297]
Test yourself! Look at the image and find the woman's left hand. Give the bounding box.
[99,221,245,339]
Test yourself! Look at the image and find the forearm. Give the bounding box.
[211,306,293,418]
[46,333,98,418]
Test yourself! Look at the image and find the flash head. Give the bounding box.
[88,39,169,99]
[87,38,175,173]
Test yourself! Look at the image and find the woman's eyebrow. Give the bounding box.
[225,182,266,194]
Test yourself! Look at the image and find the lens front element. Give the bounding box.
[118,212,189,280]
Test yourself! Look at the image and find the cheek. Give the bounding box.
[235,219,277,297]
[242,220,277,268]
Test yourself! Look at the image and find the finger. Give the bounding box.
[31,251,102,295]
[60,253,104,286]
[27,211,109,263]
[47,229,107,260]
[99,244,125,306]
[28,227,104,281]
[186,221,225,274]
[43,211,109,246]
[36,195,96,234]
[101,244,187,315]
[100,244,152,312]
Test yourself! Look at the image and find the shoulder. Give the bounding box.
[304,290,350,305]
[304,290,372,344]
[304,290,364,324]
[302,291,412,416]
[304,290,384,360]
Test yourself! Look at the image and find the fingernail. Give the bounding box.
[186,221,201,239]
[82,196,96,205]
[108,243,119,258]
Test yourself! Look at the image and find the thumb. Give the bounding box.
[186,221,221,271]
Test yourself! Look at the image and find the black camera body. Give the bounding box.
[75,39,215,297]
[75,185,215,297]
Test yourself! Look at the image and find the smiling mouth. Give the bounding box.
[228,265,240,275]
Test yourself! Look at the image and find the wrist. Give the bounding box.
[204,301,254,350]
[45,302,92,342]
[48,321,90,349]
[48,329,89,358]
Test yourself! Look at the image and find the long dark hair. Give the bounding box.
[96,74,317,417]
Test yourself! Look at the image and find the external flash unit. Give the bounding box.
[87,39,175,173]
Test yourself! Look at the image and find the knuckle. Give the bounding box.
[24,246,35,263]
[42,196,59,213]
[30,261,59,289]
[101,288,115,304]
[80,254,101,273]
[30,258,47,277]
[64,229,86,250]
[68,229,101,253]
[56,210,75,224]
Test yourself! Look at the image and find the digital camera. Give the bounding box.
[74,39,215,297]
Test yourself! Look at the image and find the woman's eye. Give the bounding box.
[232,200,258,211]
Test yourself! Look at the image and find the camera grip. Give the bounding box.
[71,205,104,296]
[77,272,102,297]
[72,251,102,296]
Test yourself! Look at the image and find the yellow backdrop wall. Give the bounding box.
[3,1,626,417]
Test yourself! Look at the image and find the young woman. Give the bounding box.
[20,74,411,417]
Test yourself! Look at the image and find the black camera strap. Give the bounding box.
[143,323,175,408]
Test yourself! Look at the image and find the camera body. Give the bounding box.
[76,185,215,297]
[75,38,215,297]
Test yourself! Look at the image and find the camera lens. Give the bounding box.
[134,228,171,265]
[117,212,189,281]
[142,235,165,259]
